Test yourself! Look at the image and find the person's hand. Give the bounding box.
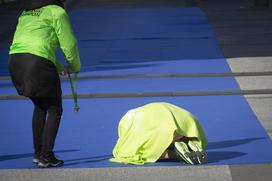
[59,66,71,76]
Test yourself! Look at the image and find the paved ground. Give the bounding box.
[0,0,272,180]
[198,0,272,138]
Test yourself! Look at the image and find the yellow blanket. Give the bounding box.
[110,102,208,165]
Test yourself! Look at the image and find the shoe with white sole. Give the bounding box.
[32,153,40,164]
[38,152,64,168]
[174,141,196,164]
[188,140,208,164]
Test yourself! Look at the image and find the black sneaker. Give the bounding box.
[38,152,64,168]
[32,152,40,164]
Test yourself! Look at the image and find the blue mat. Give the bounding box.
[0,48,9,76]
[0,8,224,75]
[63,7,224,73]
[1,76,239,95]
[1,7,272,169]
[0,96,272,169]
[69,8,213,40]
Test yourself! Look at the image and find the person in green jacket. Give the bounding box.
[110,102,208,165]
[9,0,81,168]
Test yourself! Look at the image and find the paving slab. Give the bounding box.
[199,0,272,141]
[230,164,272,181]
[0,166,232,181]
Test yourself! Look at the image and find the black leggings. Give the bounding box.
[30,96,63,156]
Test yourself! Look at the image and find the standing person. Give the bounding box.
[9,0,81,168]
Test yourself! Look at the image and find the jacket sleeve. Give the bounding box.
[52,8,81,73]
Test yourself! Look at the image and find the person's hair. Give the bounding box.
[24,0,64,11]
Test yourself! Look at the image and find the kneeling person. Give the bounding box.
[110,102,208,165]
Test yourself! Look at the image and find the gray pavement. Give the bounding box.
[0,166,233,181]
[1,0,272,180]
[198,0,272,138]
[1,164,272,181]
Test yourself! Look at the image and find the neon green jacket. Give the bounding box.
[9,5,81,73]
[110,102,208,165]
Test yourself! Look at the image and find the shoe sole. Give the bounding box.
[188,140,202,152]
[38,162,64,168]
[188,141,208,164]
[174,142,194,165]
[32,158,39,164]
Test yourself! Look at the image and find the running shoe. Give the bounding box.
[38,152,64,168]
[174,141,197,165]
[188,140,208,164]
[32,152,40,164]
